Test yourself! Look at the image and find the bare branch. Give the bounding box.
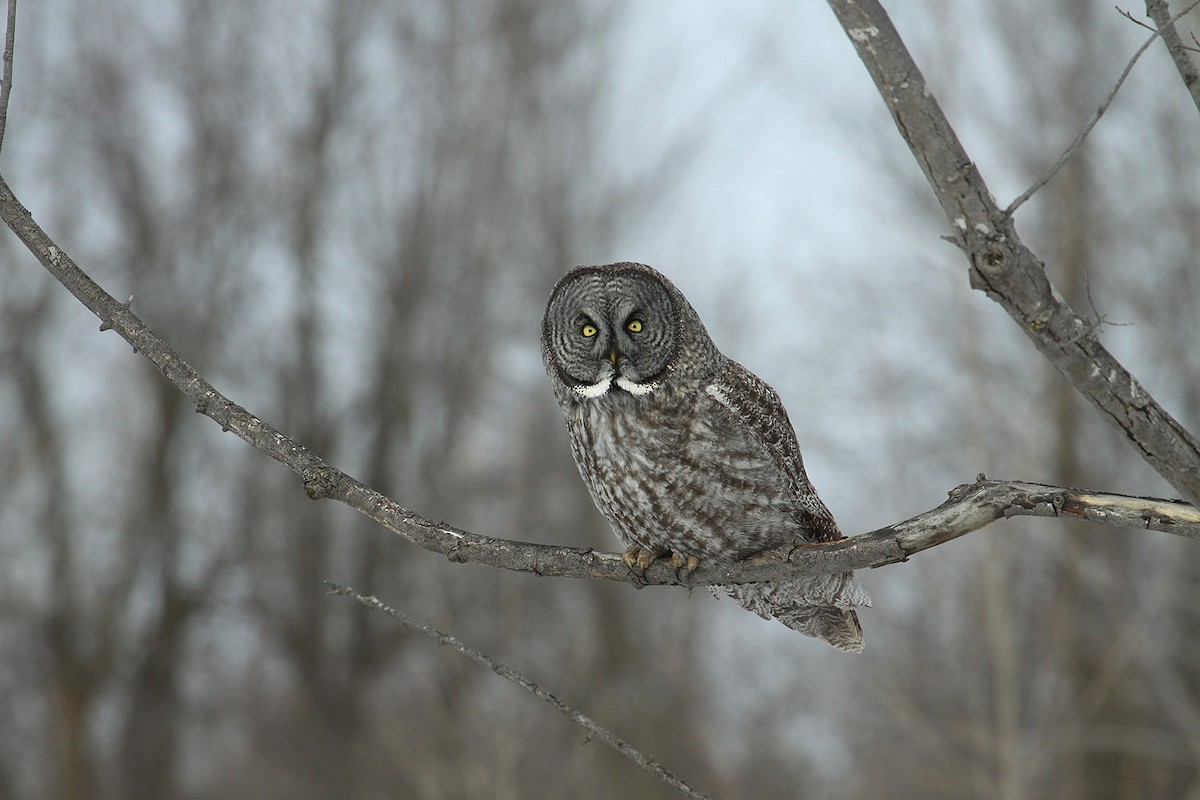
[701,478,1200,586]
[1120,6,1160,32]
[1007,2,1200,214]
[824,0,1200,505]
[327,583,711,800]
[1145,0,1200,114]
[0,0,16,154]
[3,172,1200,590]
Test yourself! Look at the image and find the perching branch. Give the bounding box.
[2,180,1199,588]
[327,583,711,800]
[825,0,1200,506]
[1145,0,1200,115]
[692,478,1200,587]
[5,177,1198,585]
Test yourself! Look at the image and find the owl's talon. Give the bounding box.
[670,552,702,575]
[622,545,665,573]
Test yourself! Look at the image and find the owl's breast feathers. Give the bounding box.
[565,358,841,561]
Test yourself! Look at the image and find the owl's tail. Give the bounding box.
[724,571,870,653]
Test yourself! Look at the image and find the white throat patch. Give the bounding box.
[615,376,658,396]
[573,374,613,398]
[572,373,659,398]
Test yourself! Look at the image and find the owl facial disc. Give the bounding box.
[543,263,682,401]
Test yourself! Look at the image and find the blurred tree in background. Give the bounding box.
[1,1,1198,798]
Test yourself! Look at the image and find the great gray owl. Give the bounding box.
[541,262,869,652]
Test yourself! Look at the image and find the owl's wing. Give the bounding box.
[705,359,842,543]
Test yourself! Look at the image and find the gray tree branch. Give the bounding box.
[825,0,1200,506]
[1146,0,1200,115]
[1,182,1197,589]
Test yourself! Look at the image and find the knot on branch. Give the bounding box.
[982,250,1005,270]
[302,466,340,501]
[194,389,219,417]
[98,294,134,333]
[446,540,471,564]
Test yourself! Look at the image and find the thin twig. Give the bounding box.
[1119,6,1159,32]
[1006,0,1200,215]
[326,582,711,800]
[0,0,17,155]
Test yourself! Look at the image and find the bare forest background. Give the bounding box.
[2,1,1200,798]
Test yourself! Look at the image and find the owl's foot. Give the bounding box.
[670,551,702,575]
[622,545,668,573]
[621,546,701,580]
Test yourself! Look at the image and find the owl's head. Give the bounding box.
[541,262,719,402]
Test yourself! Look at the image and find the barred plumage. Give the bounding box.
[541,262,869,652]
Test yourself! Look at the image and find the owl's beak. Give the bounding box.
[608,350,617,367]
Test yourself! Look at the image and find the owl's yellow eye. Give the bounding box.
[582,324,598,337]
[626,319,643,333]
